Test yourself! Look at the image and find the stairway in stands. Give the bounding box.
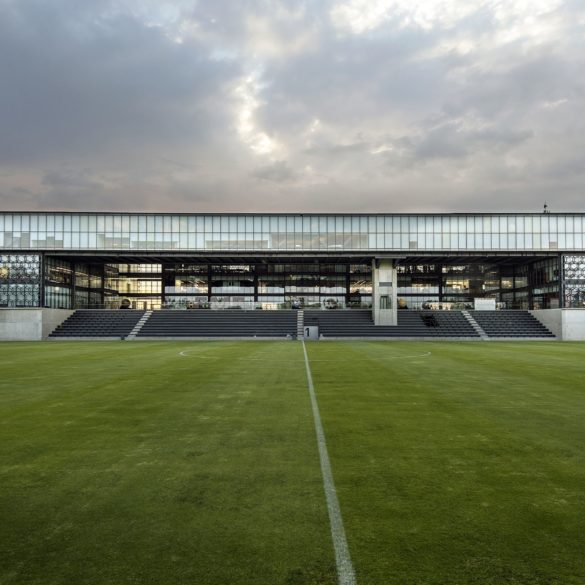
[49,310,145,338]
[126,311,153,339]
[461,310,488,340]
[136,310,297,338]
[304,309,479,338]
[296,310,304,339]
[471,311,555,338]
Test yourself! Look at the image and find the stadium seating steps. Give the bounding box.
[471,310,555,338]
[137,309,297,337]
[305,309,479,337]
[49,310,145,338]
[49,309,555,339]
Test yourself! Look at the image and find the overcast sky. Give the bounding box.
[1,0,584,213]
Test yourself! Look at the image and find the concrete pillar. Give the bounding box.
[372,259,397,325]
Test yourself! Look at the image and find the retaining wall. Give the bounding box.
[0,309,73,340]
[530,309,585,340]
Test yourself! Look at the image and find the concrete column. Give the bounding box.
[372,259,397,325]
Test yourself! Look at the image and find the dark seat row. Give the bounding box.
[50,310,145,338]
[471,310,555,338]
[304,310,480,337]
[137,310,297,337]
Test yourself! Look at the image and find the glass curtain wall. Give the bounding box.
[71,263,103,309]
[515,258,560,309]
[397,259,561,310]
[105,264,162,309]
[398,263,493,310]
[44,258,105,308]
[162,261,372,309]
[2,213,585,253]
[3,254,568,310]
[45,258,73,308]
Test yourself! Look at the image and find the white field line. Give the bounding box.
[302,340,357,585]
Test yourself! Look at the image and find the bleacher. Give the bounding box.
[48,308,556,340]
[471,310,555,338]
[49,310,145,338]
[304,309,479,338]
[137,309,297,338]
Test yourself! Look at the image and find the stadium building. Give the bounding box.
[1,211,585,340]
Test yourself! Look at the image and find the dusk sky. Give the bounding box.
[1,0,584,213]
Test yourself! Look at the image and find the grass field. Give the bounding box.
[1,341,585,585]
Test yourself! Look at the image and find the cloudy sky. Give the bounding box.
[0,0,584,213]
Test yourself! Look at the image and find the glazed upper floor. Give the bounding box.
[1,212,585,252]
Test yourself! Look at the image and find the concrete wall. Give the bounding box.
[0,308,73,341]
[531,309,585,340]
[561,309,585,341]
[530,309,562,338]
[0,309,42,340]
[41,309,74,339]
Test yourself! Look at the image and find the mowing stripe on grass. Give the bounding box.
[302,340,357,585]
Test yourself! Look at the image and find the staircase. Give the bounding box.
[296,310,304,339]
[461,310,488,340]
[125,311,152,340]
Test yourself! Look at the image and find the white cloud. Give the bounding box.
[541,98,568,109]
[234,74,281,157]
[330,0,394,34]
[330,0,478,34]
[244,5,317,60]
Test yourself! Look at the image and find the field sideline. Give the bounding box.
[1,341,584,584]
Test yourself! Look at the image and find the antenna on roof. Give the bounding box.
[543,202,550,214]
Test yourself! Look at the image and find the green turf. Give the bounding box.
[1,341,585,584]
[307,342,585,585]
[0,342,335,585]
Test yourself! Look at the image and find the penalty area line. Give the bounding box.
[302,340,357,585]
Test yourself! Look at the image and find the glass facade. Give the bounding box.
[396,259,562,310]
[105,264,163,310]
[1,213,584,310]
[160,261,372,310]
[43,258,104,309]
[0,212,584,252]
